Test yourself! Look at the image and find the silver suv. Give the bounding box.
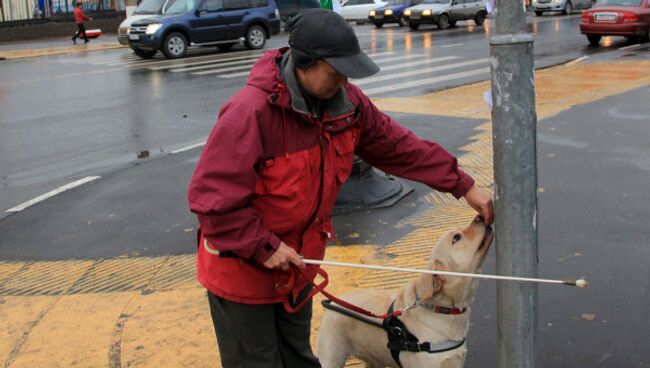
[531,0,592,16]
[403,0,487,30]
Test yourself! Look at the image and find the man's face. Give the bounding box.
[296,61,348,100]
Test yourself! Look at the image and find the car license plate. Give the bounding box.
[411,13,420,19]
[129,34,140,40]
[595,13,617,21]
[375,14,384,19]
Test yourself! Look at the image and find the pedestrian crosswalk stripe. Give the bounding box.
[355,58,486,86]
[147,53,263,71]
[364,67,490,96]
[169,56,267,73]
[191,52,421,76]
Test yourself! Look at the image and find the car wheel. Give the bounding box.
[562,1,572,15]
[640,27,650,43]
[217,42,235,51]
[162,32,188,59]
[535,10,543,16]
[244,25,267,50]
[437,14,450,29]
[587,35,601,45]
[399,17,408,27]
[133,48,157,59]
[474,10,486,25]
[409,23,419,30]
[374,22,384,28]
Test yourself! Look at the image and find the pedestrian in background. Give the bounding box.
[187,9,493,368]
[72,2,92,44]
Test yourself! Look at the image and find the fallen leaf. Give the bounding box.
[184,227,194,232]
[348,232,360,239]
[581,313,596,321]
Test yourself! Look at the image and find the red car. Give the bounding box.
[580,0,650,45]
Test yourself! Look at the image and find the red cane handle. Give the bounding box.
[283,267,329,314]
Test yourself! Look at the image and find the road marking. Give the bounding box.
[355,58,486,86]
[171,141,206,154]
[441,43,464,48]
[170,57,264,73]
[364,67,490,96]
[194,52,416,77]
[619,43,641,50]
[148,53,263,71]
[5,176,101,213]
[566,55,588,66]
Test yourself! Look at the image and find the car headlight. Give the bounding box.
[125,27,131,35]
[404,9,411,16]
[369,10,376,16]
[145,23,162,35]
[422,9,432,15]
[385,9,393,15]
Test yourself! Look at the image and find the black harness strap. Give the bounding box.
[322,299,465,368]
[321,300,384,329]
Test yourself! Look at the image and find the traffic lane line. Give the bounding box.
[5,176,100,213]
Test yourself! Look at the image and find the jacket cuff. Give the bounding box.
[451,169,475,199]
[251,233,281,264]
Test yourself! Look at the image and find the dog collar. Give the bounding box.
[412,293,467,315]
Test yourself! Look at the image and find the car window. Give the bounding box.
[251,0,269,6]
[223,0,252,9]
[202,0,223,10]
[345,0,373,5]
[422,0,449,4]
[166,0,199,13]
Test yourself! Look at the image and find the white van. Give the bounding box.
[117,0,174,45]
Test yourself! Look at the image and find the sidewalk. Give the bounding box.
[1,48,649,367]
[0,34,125,60]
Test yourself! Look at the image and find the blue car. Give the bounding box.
[368,0,423,28]
[128,0,281,59]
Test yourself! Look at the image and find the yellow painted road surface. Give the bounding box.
[1,60,650,367]
[0,43,125,60]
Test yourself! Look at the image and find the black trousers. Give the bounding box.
[207,288,321,368]
[73,24,87,41]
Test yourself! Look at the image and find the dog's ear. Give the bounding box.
[432,260,447,293]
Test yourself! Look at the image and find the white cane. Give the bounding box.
[300,258,588,288]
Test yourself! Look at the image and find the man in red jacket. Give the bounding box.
[72,2,92,44]
[187,9,493,368]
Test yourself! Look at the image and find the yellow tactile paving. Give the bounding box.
[8,293,133,368]
[0,43,126,60]
[1,59,650,366]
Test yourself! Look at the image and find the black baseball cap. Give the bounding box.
[288,9,380,79]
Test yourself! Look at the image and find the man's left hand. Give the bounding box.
[463,185,494,225]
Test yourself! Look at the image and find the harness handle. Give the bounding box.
[284,266,402,320]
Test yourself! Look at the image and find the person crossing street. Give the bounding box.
[72,2,92,44]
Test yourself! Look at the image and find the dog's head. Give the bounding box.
[413,216,493,305]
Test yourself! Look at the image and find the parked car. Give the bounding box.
[531,0,591,16]
[128,0,281,59]
[368,0,422,27]
[403,0,487,30]
[117,0,174,45]
[340,0,387,24]
[580,0,650,45]
[276,0,320,23]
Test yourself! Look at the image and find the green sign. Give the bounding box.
[320,0,333,10]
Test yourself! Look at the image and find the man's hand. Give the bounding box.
[262,241,305,271]
[464,185,494,225]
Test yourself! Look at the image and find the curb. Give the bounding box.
[0,43,127,60]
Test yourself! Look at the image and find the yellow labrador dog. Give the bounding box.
[317,217,493,368]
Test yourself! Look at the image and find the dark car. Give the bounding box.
[276,0,320,22]
[128,0,282,59]
[580,0,650,45]
[368,0,422,27]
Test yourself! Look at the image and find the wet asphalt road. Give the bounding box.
[1,12,650,368]
[0,13,637,217]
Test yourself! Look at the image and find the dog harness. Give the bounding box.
[322,295,466,368]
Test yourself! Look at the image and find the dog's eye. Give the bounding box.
[452,233,462,244]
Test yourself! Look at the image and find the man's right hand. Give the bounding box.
[262,242,305,271]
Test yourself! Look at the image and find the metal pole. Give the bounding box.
[489,0,538,366]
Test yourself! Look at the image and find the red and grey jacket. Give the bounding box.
[187,48,474,304]
[73,7,90,24]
